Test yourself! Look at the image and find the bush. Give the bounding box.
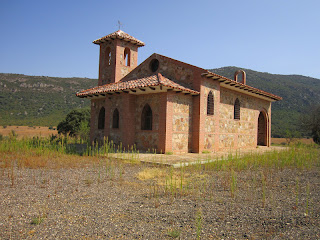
[57,108,90,138]
[301,105,320,145]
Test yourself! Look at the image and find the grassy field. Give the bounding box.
[0,126,57,139]
[0,136,319,239]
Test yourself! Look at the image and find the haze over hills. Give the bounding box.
[0,68,319,137]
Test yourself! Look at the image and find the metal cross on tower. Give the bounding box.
[117,20,123,30]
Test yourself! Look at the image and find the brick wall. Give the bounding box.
[107,95,122,145]
[99,39,138,85]
[90,98,106,143]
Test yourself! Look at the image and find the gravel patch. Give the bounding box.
[1,159,319,239]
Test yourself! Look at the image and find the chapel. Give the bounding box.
[76,30,282,153]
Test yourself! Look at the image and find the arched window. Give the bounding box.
[124,47,130,66]
[112,108,119,129]
[141,104,152,130]
[234,98,240,120]
[106,47,111,66]
[98,107,105,129]
[207,91,214,115]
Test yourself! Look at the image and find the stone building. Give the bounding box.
[76,30,282,153]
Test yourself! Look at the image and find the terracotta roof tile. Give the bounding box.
[76,73,199,97]
[203,70,282,101]
[93,30,145,46]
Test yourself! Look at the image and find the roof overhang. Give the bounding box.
[202,72,282,102]
[77,84,199,99]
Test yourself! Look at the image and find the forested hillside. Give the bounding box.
[0,73,94,126]
[1,69,319,137]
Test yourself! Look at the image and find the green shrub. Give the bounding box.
[57,108,90,137]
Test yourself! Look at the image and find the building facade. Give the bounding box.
[77,30,281,153]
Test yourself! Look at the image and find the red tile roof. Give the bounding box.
[93,30,145,46]
[202,70,282,101]
[76,73,199,97]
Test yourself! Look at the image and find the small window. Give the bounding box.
[98,107,105,129]
[106,47,111,66]
[234,98,240,120]
[150,59,159,72]
[141,104,152,130]
[124,47,130,66]
[207,91,214,115]
[112,108,119,129]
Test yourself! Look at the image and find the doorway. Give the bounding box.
[257,111,268,146]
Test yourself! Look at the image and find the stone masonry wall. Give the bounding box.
[202,79,220,151]
[122,54,195,89]
[219,88,271,150]
[135,93,160,151]
[171,94,193,152]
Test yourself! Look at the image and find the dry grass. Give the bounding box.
[272,137,314,145]
[0,149,100,169]
[137,167,206,188]
[0,126,57,139]
[137,168,167,180]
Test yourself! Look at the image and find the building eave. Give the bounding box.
[201,72,282,102]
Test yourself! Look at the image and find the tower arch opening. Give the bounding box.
[124,47,131,66]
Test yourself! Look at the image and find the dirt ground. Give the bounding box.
[1,158,319,239]
[0,126,58,139]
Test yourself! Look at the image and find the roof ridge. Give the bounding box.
[157,72,163,84]
[93,30,145,46]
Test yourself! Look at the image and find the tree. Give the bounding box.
[57,109,90,137]
[301,105,320,144]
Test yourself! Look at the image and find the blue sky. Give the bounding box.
[1,0,319,79]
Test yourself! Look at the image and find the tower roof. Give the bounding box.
[93,30,145,46]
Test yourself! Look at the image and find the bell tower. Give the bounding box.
[93,30,145,86]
